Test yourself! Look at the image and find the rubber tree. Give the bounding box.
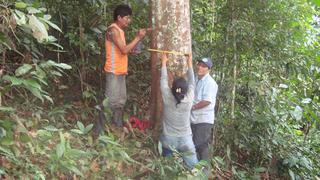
[149,0,192,129]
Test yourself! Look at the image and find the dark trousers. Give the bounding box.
[191,123,213,163]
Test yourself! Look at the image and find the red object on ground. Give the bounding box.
[124,116,152,132]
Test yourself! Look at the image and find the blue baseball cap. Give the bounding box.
[197,57,213,69]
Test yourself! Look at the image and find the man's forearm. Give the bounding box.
[192,100,211,110]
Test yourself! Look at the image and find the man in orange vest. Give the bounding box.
[104,4,149,127]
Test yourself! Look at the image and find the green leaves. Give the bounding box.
[301,98,311,104]
[15,2,27,9]
[28,14,49,42]
[289,169,295,180]
[0,32,13,51]
[0,106,15,112]
[0,127,6,138]
[98,135,120,146]
[23,78,41,90]
[254,167,267,173]
[43,125,60,132]
[15,64,33,76]
[194,0,320,178]
[1,0,319,178]
[310,0,320,6]
[70,121,93,135]
[40,60,72,70]
[12,2,63,45]
[56,132,65,158]
[13,10,27,25]
[65,165,83,177]
[38,17,62,33]
[1,60,71,103]
[49,130,89,177]
[290,106,303,121]
[2,75,23,85]
[2,74,48,102]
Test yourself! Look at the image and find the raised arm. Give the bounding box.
[186,53,195,88]
[160,53,170,98]
[107,27,151,54]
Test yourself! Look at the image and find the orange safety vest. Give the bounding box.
[104,23,128,75]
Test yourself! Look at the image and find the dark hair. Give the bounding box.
[113,4,132,21]
[171,77,188,106]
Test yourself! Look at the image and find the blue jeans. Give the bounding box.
[160,134,198,169]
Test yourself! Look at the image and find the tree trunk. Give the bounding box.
[79,15,86,94]
[231,0,237,120]
[149,0,192,131]
[0,49,5,106]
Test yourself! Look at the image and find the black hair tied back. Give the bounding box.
[171,77,188,106]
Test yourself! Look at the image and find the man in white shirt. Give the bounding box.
[190,57,218,165]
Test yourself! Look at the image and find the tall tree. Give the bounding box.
[149,0,192,128]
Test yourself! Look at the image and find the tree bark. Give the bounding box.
[231,0,237,120]
[149,0,192,131]
[79,15,86,94]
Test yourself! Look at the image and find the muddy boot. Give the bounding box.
[112,108,123,127]
[94,105,106,135]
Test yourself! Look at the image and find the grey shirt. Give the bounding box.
[160,66,195,136]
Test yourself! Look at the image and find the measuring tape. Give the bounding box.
[147,49,188,56]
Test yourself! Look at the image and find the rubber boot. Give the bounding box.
[94,105,106,135]
[112,108,123,127]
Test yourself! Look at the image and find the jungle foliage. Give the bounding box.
[0,0,319,179]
